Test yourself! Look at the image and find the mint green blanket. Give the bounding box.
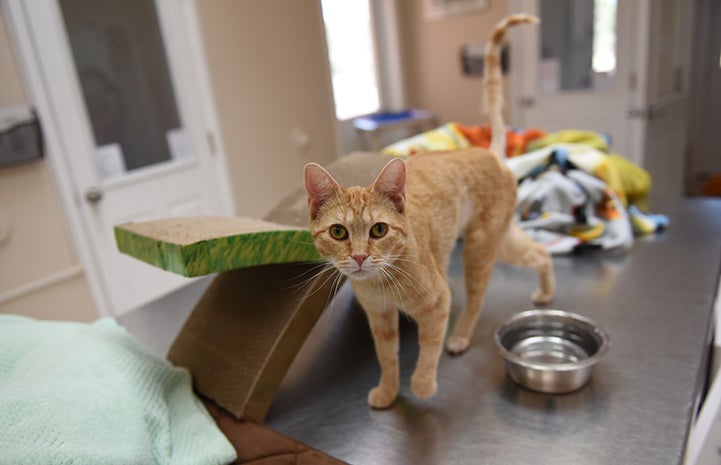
[0,315,236,465]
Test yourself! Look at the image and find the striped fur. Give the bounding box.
[483,14,539,159]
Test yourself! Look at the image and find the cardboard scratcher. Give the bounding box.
[115,152,391,423]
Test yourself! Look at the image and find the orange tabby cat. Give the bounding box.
[304,14,553,409]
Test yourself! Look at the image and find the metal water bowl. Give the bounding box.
[495,309,610,394]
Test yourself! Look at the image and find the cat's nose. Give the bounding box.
[352,254,368,266]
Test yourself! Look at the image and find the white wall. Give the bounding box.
[397,0,510,125]
[196,0,338,219]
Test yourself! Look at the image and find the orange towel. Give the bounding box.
[456,124,546,157]
[702,174,721,197]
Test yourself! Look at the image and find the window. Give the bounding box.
[539,0,618,92]
[593,0,617,74]
[321,0,380,120]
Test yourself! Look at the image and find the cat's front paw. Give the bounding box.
[445,335,470,355]
[532,289,553,305]
[368,385,398,409]
[410,373,437,399]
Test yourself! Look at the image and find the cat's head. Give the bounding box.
[304,158,407,281]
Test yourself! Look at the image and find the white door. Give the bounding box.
[7,0,235,316]
[631,0,694,197]
[509,0,693,196]
[509,0,637,161]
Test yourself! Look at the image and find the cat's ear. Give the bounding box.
[371,158,406,213]
[304,163,341,219]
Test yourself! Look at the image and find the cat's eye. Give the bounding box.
[329,224,348,240]
[370,222,388,238]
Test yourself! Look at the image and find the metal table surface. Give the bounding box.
[264,197,721,465]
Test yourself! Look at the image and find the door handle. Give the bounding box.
[85,187,103,204]
[649,105,666,119]
[627,104,668,120]
[627,107,648,119]
[520,97,536,108]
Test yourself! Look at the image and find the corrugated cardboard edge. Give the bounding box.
[114,224,321,277]
[114,226,190,276]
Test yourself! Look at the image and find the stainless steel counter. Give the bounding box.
[263,198,721,465]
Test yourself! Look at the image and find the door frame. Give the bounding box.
[2,0,235,316]
[624,0,651,169]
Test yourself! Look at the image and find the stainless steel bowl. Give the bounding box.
[494,309,610,394]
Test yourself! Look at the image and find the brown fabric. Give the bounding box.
[203,399,347,465]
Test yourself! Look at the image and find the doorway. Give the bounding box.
[686,0,721,196]
[320,0,406,155]
[509,0,694,197]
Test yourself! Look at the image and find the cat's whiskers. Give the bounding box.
[377,268,394,306]
[385,261,429,294]
[377,269,403,319]
[287,261,335,294]
[385,254,419,265]
[383,255,433,305]
[335,256,384,281]
[319,269,347,328]
[287,258,352,328]
[286,261,348,328]
[379,267,407,314]
[382,268,415,324]
[296,263,342,302]
[381,271,387,311]
[290,259,332,281]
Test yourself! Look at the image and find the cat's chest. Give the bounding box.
[456,199,475,237]
[406,189,476,242]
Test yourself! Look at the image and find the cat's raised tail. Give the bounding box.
[483,14,539,159]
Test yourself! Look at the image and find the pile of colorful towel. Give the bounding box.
[382,123,668,254]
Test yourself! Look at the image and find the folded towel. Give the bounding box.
[0,315,236,465]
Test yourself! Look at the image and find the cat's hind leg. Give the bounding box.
[497,224,555,305]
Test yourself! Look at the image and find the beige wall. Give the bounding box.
[0,12,96,322]
[197,0,338,218]
[398,0,511,126]
[0,1,338,320]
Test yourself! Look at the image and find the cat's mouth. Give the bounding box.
[341,267,372,280]
[342,263,379,280]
